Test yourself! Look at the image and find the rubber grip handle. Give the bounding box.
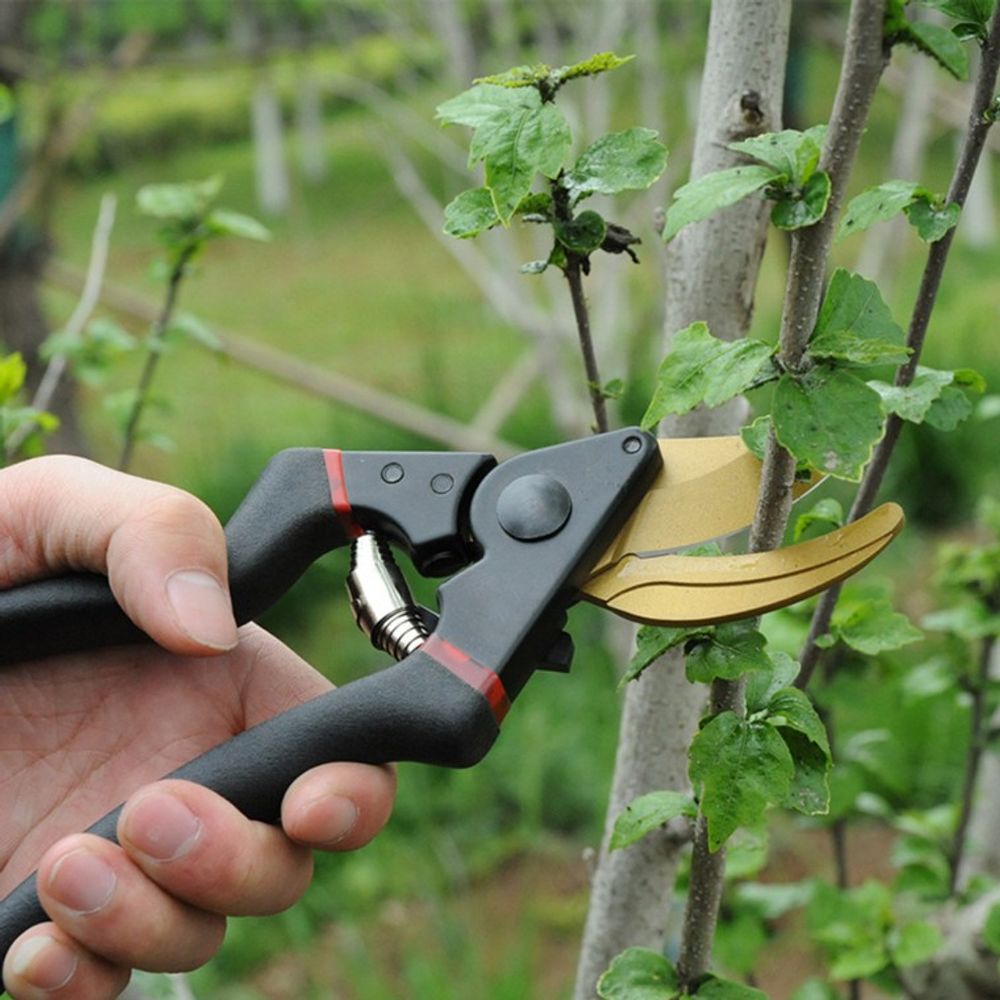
[0,449,344,667]
[0,652,499,988]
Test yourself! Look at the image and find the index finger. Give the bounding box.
[0,456,238,656]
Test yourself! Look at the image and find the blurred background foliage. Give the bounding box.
[1,0,999,996]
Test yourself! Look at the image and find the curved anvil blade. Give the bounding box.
[581,503,904,626]
[591,437,821,574]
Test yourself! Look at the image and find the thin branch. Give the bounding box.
[564,256,609,433]
[5,193,117,458]
[798,2,1000,688]
[118,246,193,471]
[952,635,998,892]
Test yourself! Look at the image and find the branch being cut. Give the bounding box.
[677,0,891,986]
[798,1,1000,688]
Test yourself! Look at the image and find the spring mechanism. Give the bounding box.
[346,533,429,661]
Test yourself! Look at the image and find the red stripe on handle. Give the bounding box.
[322,450,363,539]
[422,635,510,724]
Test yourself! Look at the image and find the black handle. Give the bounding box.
[0,449,346,667]
[0,652,500,989]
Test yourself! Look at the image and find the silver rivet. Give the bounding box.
[381,463,404,484]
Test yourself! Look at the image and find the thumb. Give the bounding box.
[0,455,238,656]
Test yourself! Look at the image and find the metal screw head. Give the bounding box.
[431,473,455,495]
[623,436,642,454]
[381,462,404,484]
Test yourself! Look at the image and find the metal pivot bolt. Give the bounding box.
[346,533,429,661]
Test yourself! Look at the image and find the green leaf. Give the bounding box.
[610,791,697,851]
[772,368,885,482]
[813,269,905,346]
[693,976,768,1000]
[554,209,607,254]
[515,191,553,218]
[641,323,774,428]
[663,165,779,242]
[689,712,794,851]
[779,728,831,816]
[685,621,772,684]
[807,880,893,980]
[472,102,571,222]
[790,980,840,1000]
[890,921,942,967]
[905,20,969,79]
[767,688,831,757]
[597,948,680,1000]
[623,624,709,685]
[830,599,923,654]
[923,604,1000,640]
[740,414,771,462]
[795,498,845,541]
[867,366,955,423]
[600,378,626,400]
[136,175,223,221]
[745,651,802,713]
[921,0,995,36]
[925,384,973,430]
[837,180,926,241]
[808,330,911,367]
[435,83,537,127]
[771,170,831,230]
[982,903,1000,954]
[736,880,815,919]
[729,125,827,185]
[553,51,635,84]
[565,127,668,201]
[904,199,961,241]
[0,352,27,404]
[443,187,500,238]
[205,209,271,242]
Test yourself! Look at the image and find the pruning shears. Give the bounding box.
[0,428,903,980]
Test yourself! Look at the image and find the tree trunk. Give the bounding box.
[252,76,291,216]
[572,4,791,997]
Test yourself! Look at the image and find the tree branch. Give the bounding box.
[575,3,795,994]
[798,1,1000,688]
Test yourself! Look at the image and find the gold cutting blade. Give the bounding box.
[592,437,821,575]
[582,503,904,626]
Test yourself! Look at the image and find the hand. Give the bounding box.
[0,456,396,999]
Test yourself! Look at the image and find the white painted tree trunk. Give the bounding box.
[252,77,291,217]
[296,68,327,185]
[572,4,792,996]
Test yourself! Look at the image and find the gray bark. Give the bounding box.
[572,4,791,996]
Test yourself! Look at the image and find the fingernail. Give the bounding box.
[166,570,238,650]
[48,850,117,915]
[123,792,202,862]
[9,935,78,991]
[301,795,360,847]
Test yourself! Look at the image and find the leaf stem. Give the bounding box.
[951,635,997,893]
[117,247,193,471]
[797,2,1000,689]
